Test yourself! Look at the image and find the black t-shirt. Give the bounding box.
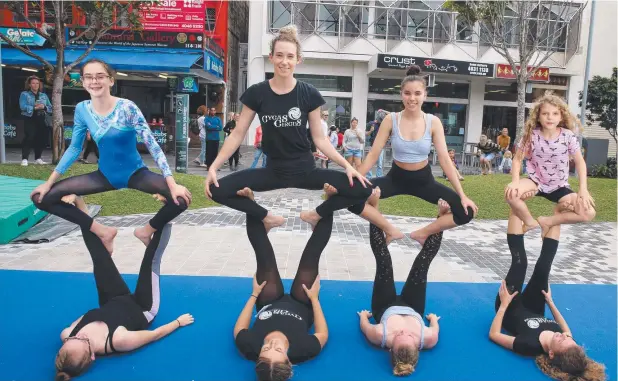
[240,80,325,160]
[504,305,562,356]
[235,295,322,364]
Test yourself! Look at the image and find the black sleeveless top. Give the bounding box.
[70,294,148,354]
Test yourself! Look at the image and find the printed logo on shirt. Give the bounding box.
[258,308,303,321]
[525,317,556,329]
[260,107,303,128]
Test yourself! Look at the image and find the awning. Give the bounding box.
[0,48,203,73]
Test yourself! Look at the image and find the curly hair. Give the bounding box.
[515,93,582,161]
[535,347,606,381]
[391,345,419,376]
[255,356,293,381]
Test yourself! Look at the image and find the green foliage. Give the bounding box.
[443,1,507,26]
[590,158,617,179]
[579,68,617,142]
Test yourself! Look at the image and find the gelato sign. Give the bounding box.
[0,28,46,47]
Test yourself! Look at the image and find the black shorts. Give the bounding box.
[537,187,574,203]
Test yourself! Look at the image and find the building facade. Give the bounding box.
[244,0,611,155]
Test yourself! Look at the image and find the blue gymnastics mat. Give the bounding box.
[0,270,615,381]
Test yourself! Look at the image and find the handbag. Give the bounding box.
[45,113,53,129]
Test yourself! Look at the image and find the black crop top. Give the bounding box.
[70,295,148,354]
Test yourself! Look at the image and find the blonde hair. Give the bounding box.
[516,93,582,161]
[55,348,93,381]
[391,345,419,376]
[504,150,513,159]
[270,25,302,59]
[535,348,606,381]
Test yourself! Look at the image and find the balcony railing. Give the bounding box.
[267,0,584,65]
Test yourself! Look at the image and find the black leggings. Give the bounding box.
[496,235,559,319]
[247,213,333,310]
[206,140,220,168]
[22,115,47,160]
[370,223,443,322]
[348,163,474,226]
[81,224,171,320]
[33,167,187,231]
[229,148,240,167]
[83,139,99,160]
[210,155,371,220]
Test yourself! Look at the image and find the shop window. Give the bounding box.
[322,97,352,132]
[266,73,352,92]
[484,84,518,102]
[369,78,469,99]
[422,102,467,152]
[269,1,291,30]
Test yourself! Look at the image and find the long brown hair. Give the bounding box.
[269,25,301,59]
[255,357,293,381]
[80,58,115,77]
[24,75,42,91]
[55,348,93,381]
[535,348,606,381]
[515,93,581,161]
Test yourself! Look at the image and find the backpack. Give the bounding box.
[189,117,200,135]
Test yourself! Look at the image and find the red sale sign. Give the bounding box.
[140,0,206,33]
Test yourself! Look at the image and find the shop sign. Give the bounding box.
[549,75,568,86]
[0,27,46,47]
[67,28,203,50]
[496,64,549,82]
[137,130,168,145]
[139,0,206,33]
[377,54,494,77]
[176,76,199,93]
[3,124,17,139]
[205,51,224,79]
[175,94,189,173]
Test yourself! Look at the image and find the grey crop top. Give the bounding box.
[390,112,433,164]
[379,305,425,349]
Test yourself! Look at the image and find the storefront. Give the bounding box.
[1,1,227,151]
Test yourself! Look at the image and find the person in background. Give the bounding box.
[314,110,330,168]
[366,109,388,179]
[443,149,464,181]
[224,113,241,171]
[343,117,364,170]
[499,150,513,174]
[79,130,99,164]
[337,128,344,151]
[205,107,223,169]
[497,127,512,154]
[192,106,208,167]
[477,134,502,175]
[20,75,52,166]
[327,125,338,168]
[251,124,267,169]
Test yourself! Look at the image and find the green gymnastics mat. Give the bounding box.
[0,175,48,244]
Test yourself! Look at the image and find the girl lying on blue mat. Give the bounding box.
[356,191,447,377]
[233,187,329,381]
[54,224,194,381]
[491,212,606,381]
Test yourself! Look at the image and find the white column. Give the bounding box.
[246,1,267,145]
[567,75,584,117]
[351,62,369,136]
[367,1,376,36]
[465,78,485,145]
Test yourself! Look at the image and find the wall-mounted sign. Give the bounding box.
[139,0,206,33]
[376,54,494,77]
[205,51,224,79]
[176,76,199,93]
[0,27,47,47]
[496,64,549,82]
[549,75,568,87]
[67,28,203,50]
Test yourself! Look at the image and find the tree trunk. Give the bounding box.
[515,74,527,143]
[51,66,64,164]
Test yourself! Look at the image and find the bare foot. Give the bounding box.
[263,213,285,233]
[300,210,322,231]
[323,183,337,199]
[409,230,427,246]
[437,199,451,217]
[537,216,551,239]
[522,220,540,234]
[367,187,381,208]
[134,226,154,247]
[237,187,255,201]
[98,226,118,255]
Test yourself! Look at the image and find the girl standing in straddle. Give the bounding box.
[504,94,595,237]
